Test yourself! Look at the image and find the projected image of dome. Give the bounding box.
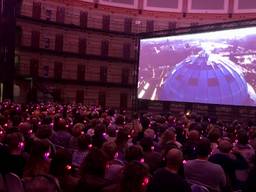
[159,50,256,106]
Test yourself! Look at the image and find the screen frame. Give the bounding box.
[137,19,256,108]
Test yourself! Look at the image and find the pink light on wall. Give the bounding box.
[146,0,179,8]
[191,0,225,9]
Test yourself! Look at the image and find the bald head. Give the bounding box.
[166,148,183,169]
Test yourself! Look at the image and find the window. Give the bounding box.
[78,38,87,55]
[15,55,20,72]
[31,31,40,48]
[45,9,52,21]
[101,40,109,57]
[55,34,63,52]
[120,93,128,109]
[98,92,106,107]
[76,90,84,103]
[124,18,132,33]
[77,64,85,81]
[80,11,88,28]
[56,7,65,23]
[146,20,154,32]
[16,27,22,47]
[43,65,49,77]
[43,37,50,49]
[29,59,39,77]
[53,88,61,102]
[121,68,129,84]
[100,66,107,82]
[54,62,63,80]
[123,43,131,59]
[102,15,110,31]
[32,2,41,19]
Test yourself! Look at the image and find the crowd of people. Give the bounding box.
[0,100,256,192]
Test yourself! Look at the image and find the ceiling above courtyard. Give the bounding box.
[84,0,256,14]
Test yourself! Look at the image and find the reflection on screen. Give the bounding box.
[138,27,256,106]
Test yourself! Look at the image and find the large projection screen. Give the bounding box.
[138,26,256,106]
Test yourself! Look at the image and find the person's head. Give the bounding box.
[72,123,84,137]
[36,125,52,139]
[77,134,90,151]
[188,130,200,142]
[0,126,5,143]
[29,139,51,160]
[140,137,154,152]
[18,122,33,137]
[197,138,211,158]
[237,129,249,145]
[80,148,107,177]
[55,118,66,131]
[120,161,150,192]
[166,148,183,171]
[125,145,143,162]
[160,129,176,146]
[115,115,125,126]
[143,128,155,140]
[5,132,24,153]
[218,139,232,153]
[115,128,129,148]
[50,150,72,177]
[208,128,221,143]
[101,141,118,161]
[106,126,117,137]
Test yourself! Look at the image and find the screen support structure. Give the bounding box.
[131,37,140,113]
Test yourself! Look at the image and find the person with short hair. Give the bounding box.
[184,138,226,192]
[147,148,191,192]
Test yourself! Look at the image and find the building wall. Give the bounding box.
[16,0,256,110]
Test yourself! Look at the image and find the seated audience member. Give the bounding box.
[50,118,71,148]
[159,129,182,153]
[0,132,26,177]
[183,130,200,160]
[106,126,117,142]
[244,155,256,192]
[50,150,79,192]
[184,138,226,192]
[233,130,255,169]
[140,137,162,174]
[36,124,56,156]
[125,145,144,163]
[69,123,84,150]
[92,123,107,148]
[104,161,150,192]
[209,139,237,191]
[76,148,110,192]
[102,141,124,182]
[23,174,61,192]
[23,139,51,177]
[115,128,129,161]
[72,134,90,167]
[147,148,191,192]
